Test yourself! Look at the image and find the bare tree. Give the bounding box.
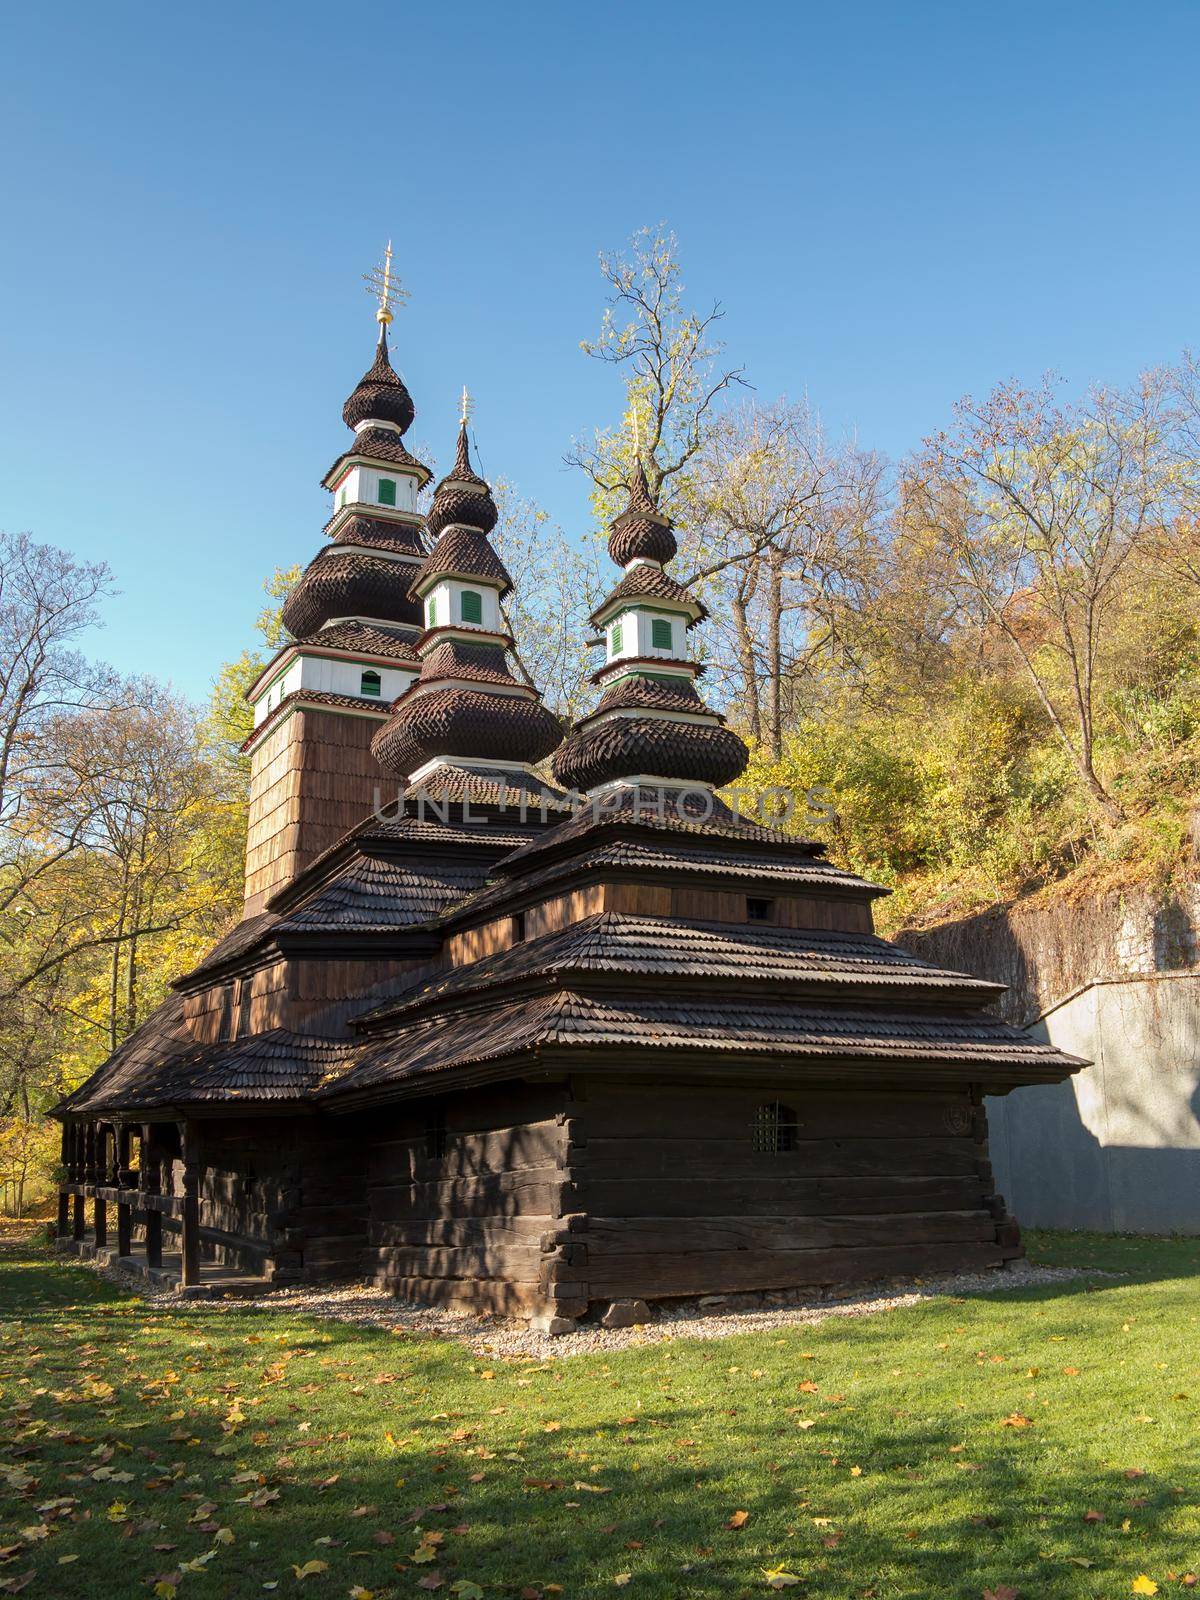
[565,226,748,519]
[682,401,886,755]
[490,483,604,723]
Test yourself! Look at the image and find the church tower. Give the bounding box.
[242,250,429,913]
[370,398,563,795]
[553,453,748,793]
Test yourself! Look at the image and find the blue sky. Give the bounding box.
[2,1,1198,701]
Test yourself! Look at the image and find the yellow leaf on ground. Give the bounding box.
[728,1510,751,1529]
[1132,1579,1159,1596]
[292,1561,330,1580]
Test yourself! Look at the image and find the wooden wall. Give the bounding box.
[182,955,434,1041]
[362,1084,581,1319]
[244,706,390,914]
[563,1079,1017,1304]
[357,1075,1017,1322]
[189,1118,368,1283]
[443,882,872,971]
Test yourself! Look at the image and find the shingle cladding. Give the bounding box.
[69,1020,357,1114]
[330,988,1079,1099]
[355,911,1004,1029]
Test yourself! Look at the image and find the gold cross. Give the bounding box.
[363,241,409,326]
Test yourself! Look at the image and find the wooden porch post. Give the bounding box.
[116,1123,135,1258]
[71,1125,86,1241]
[179,1120,201,1289]
[93,1126,109,1249]
[141,1124,162,1269]
[56,1122,70,1238]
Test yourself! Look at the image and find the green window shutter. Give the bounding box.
[611,622,623,654]
[460,589,483,624]
[426,594,438,627]
[651,617,673,649]
[378,478,397,506]
[360,671,381,697]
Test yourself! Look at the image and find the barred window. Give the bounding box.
[752,1101,797,1154]
[651,616,673,649]
[360,670,382,697]
[460,589,483,624]
[378,478,397,506]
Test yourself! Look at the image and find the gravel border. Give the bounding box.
[86,1255,1109,1358]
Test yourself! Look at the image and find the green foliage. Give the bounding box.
[255,563,302,649]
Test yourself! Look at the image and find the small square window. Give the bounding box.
[651,617,673,649]
[752,1102,797,1154]
[378,478,397,507]
[747,897,775,922]
[460,589,483,624]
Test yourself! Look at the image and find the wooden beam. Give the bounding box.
[179,1120,201,1289]
[116,1123,135,1258]
[141,1124,162,1268]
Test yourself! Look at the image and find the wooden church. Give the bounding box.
[54,275,1081,1329]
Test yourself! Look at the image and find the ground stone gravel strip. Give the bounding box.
[87,1256,1105,1358]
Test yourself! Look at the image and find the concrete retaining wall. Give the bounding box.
[901,884,1200,1235]
[985,971,1200,1234]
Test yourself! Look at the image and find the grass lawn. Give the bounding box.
[1,1227,1199,1600]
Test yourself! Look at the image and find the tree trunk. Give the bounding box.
[765,550,784,761]
[730,588,761,744]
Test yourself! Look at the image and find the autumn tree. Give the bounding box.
[683,400,886,755]
[904,375,1174,820]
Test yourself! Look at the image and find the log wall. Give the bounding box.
[565,1079,1018,1304]
[362,1084,580,1318]
[193,1118,368,1282]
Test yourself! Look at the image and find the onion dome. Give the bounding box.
[553,457,748,795]
[280,545,425,638]
[608,456,677,567]
[371,411,562,781]
[425,423,499,539]
[342,327,416,433]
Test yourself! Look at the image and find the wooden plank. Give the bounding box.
[365,1242,546,1278]
[363,1270,571,1317]
[576,1134,979,1179]
[580,1174,986,1217]
[368,1171,562,1222]
[587,1240,1005,1299]
[581,1087,970,1141]
[370,1215,556,1249]
[584,1210,996,1254]
[367,1122,565,1180]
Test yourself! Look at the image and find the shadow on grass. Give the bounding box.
[4,1232,1198,1599]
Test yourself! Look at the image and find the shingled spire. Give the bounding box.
[241,256,432,912]
[370,404,562,784]
[553,454,748,794]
